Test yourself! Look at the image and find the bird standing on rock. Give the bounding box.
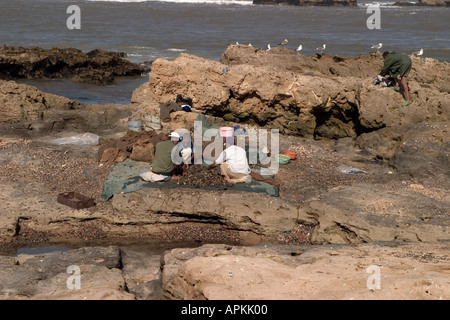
[316,44,326,53]
[266,44,271,51]
[296,44,303,52]
[371,43,383,51]
[279,39,288,46]
[412,48,423,56]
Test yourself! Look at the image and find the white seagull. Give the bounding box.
[279,38,288,46]
[296,44,303,52]
[371,43,383,51]
[266,44,271,51]
[316,44,326,53]
[412,48,423,56]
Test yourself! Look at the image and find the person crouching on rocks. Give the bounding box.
[151,131,183,180]
[379,51,413,107]
[176,132,194,175]
[207,136,252,184]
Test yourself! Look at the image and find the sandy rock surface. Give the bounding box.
[0,47,448,300]
[162,243,449,300]
[1,242,447,300]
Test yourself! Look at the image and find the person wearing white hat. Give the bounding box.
[207,137,251,184]
[169,131,195,177]
[176,132,194,166]
[169,131,180,140]
[150,131,181,179]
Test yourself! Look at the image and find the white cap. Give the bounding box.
[169,132,180,139]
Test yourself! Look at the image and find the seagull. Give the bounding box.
[316,44,326,53]
[266,44,271,51]
[371,43,383,51]
[412,48,423,56]
[279,38,288,46]
[296,44,303,52]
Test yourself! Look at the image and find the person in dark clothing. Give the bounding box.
[380,51,413,106]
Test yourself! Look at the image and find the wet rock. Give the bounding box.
[121,249,162,300]
[389,122,450,188]
[253,0,357,5]
[417,0,449,6]
[0,46,150,85]
[355,122,450,187]
[0,80,134,137]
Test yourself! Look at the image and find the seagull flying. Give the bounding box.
[316,44,326,52]
[371,43,383,51]
[412,48,423,56]
[279,38,288,46]
[296,44,303,52]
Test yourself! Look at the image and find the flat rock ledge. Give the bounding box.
[0,242,448,300]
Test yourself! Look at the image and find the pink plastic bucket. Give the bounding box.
[219,127,234,137]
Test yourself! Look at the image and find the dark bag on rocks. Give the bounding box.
[176,94,193,107]
[373,75,395,87]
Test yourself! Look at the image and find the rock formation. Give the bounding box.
[2,45,448,247]
[162,243,450,300]
[0,45,449,300]
[0,46,150,85]
[1,243,448,300]
[418,0,449,5]
[132,45,449,140]
[253,0,357,6]
[0,80,135,137]
[0,246,161,300]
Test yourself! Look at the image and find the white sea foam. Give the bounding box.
[358,1,418,8]
[167,48,187,52]
[87,0,253,5]
[125,46,154,50]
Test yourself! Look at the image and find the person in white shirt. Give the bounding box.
[207,137,251,183]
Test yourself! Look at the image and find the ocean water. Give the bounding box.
[1,0,448,103]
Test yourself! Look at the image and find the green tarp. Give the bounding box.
[101,158,279,201]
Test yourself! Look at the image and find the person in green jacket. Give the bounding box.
[151,131,181,179]
[380,51,413,106]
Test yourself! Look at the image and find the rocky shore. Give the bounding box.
[0,45,448,300]
[253,0,449,5]
[253,0,357,6]
[0,45,150,85]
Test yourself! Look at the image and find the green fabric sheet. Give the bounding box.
[101,158,279,201]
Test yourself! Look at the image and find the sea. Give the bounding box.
[0,0,449,104]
